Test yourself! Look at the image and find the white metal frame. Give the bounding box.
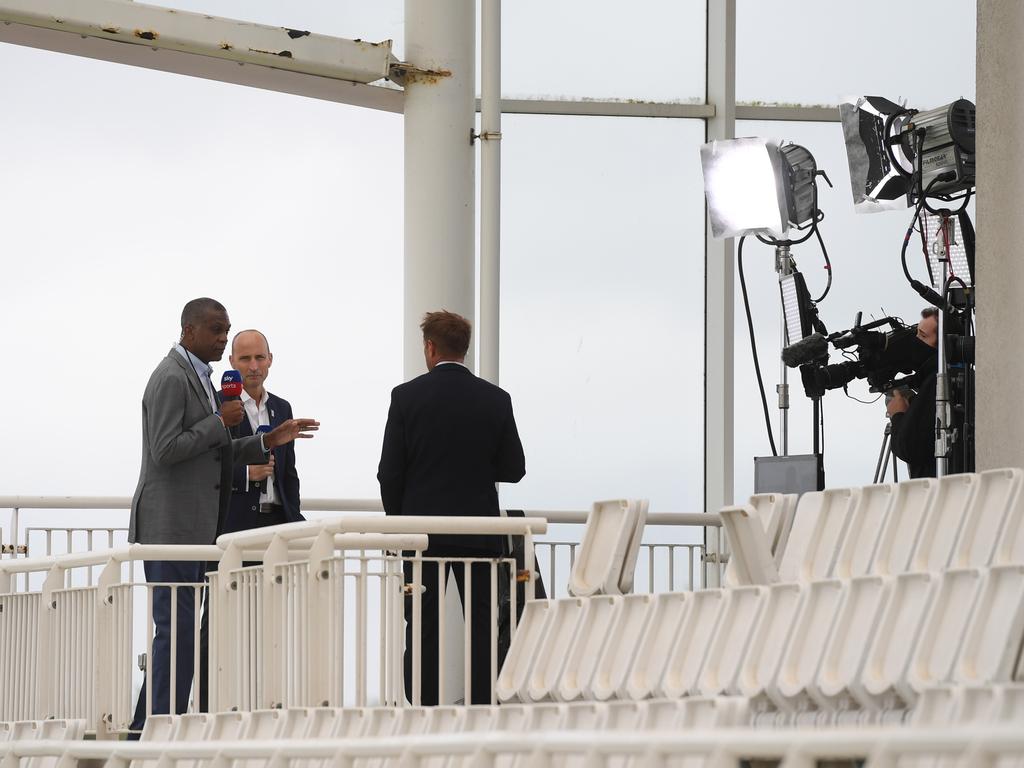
[0,0,841,560]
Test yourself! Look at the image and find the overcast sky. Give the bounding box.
[0,1,976,545]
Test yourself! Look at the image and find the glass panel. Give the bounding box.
[732,119,971,499]
[499,115,706,516]
[503,0,706,102]
[0,43,402,499]
[737,0,976,108]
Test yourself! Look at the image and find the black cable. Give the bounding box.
[843,388,884,405]
[738,235,778,457]
[901,197,927,284]
[810,218,833,303]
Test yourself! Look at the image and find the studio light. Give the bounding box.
[700,137,785,239]
[778,144,818,231]
[780,271,814,346]
[840,95,976,211]
[920,209,975,289]
[910,99,976,196]
[700,137,822,240]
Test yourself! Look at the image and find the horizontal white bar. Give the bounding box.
[537,510,721,527]
[7,727,1024,760]
[0,497,717,524]
[0,543,222,575]
[736,104,840,122]
[482,99,838,122]
[237,533,429,560]
[0,496,385,511]
[216,515,549,549]
[0,0,394,82]
[493,98,714,119]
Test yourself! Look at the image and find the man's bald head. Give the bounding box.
[231,329,271,356]
[229,329,273,400]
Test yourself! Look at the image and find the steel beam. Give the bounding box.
[0,0,403,112]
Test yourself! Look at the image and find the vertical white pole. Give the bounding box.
[976,0,1024,471]
[404,0,477,380]
[704,0,736,587]
[479,0,502,384]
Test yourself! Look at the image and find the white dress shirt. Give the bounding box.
[242,389,276,504]
[174,344,217,413]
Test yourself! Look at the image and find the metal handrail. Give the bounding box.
[0,496,721,531]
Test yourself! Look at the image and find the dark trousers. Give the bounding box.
[404,557,496,706]
[130,560,209,732]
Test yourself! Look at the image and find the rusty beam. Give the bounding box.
[0,0,404,112]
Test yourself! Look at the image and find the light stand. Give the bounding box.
[700,137,831,492]
[771,242,827,491]
[776,243,792,455]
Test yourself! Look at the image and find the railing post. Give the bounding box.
[9,507,18,558]
[38,563,65,719]
[264,532,289,708]
[411,556,422,706]
[523,532,536,601]
[308,529,334,708]
[94,555,122,739]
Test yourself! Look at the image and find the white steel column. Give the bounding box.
[478,0,502,385]
[704,0,736,586]
[976,0,1024,470]
[404,0,477,379]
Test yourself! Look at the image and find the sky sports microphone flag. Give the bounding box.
[221,369,243,400]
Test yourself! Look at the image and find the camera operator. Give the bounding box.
[886,308,939,478]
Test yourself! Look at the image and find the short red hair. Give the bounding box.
[421,310,471,358]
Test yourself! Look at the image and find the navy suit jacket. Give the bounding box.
[377,363,526,555]
[220,391,303,534]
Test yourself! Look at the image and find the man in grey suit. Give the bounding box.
[128,297,318,731]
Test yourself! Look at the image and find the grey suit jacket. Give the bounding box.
[129,348,267,545]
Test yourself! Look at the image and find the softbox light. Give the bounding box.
[701,137,787,239]
[700,138,821,239]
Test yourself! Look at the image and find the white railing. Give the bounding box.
[0,497,725,594]
[4,726,1024,768]
[0,516,547,736]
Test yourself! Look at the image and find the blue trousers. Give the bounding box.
[130,560,209,732]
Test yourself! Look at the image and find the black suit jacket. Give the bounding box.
[890,371,938,479]
[220,391,304,534]
[377,363,526,555]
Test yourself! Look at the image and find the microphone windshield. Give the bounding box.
[256,425,271,435]
[221,369,244,399]
[782,332,829,368]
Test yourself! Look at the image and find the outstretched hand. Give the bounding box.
[265,418,320,449]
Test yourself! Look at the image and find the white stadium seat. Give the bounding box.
[779,487,860,583]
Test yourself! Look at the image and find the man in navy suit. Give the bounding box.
[222,329,304,533]
[378,310,526,705]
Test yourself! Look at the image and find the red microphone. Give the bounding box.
[221,369,244,400]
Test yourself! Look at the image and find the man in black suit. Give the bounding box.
[377,310,526,705]
[223,329,304,533]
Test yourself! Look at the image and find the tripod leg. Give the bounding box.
[874,427,891,485]
[880,430,892,483]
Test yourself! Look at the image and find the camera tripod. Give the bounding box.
[873,420,900,484]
